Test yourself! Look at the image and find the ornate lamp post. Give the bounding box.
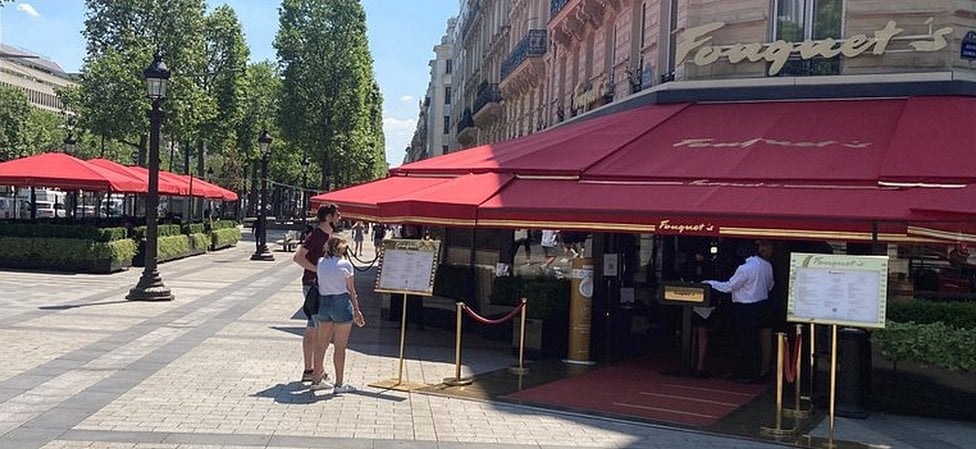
[301,154,310,227]
[127,52,174,301]
[63,132,76,154]
[251,129,274,261]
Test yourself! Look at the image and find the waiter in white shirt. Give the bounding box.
[704,241,774,383]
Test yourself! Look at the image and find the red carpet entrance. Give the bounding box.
[506,358,770,428]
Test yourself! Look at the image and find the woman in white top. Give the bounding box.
[311,237,365,393]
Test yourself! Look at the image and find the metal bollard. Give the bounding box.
[444,301,473,386]
[761,332,796,439]
[508,298,530,375]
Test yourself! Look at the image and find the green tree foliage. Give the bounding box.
[202,5,249,155]
[230,60,282,193]
[0,86,66,160]
[275,0,386,191]
[77,0,210,162]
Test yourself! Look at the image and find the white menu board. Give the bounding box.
[788,253,888,329]
[375,239,441,296]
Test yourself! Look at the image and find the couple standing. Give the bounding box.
[292,204,366,393]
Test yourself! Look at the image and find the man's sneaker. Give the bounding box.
[333,383,357,394]
[309,380,334,391]
[302,370,330,383]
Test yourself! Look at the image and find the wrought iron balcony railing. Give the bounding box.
[473,82,502,115]
[500,30,547,81]
[456,108,475,133]
[550,0,570,18]
[460,0,481,40]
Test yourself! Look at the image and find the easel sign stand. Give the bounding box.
[785,253,888,449]
[369,239,441,392]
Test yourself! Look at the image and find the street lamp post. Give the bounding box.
[251,129,274,261]
[301,155,310,227]
[128,52,174,301]
[63,132,76,154]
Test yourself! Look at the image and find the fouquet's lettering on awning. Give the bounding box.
[673,138,872,149]
[658,220,716,234]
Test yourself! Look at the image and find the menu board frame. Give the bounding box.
[374,239,441,296]
[787,253,889,329]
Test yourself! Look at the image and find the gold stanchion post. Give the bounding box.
[785,324,812,419]
[444,301,473,386]
[508,298,530,375]
[806,322,816,403]
[828,324,838,445]
[761,333,796,439]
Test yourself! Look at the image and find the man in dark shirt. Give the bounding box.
[291,204,339,382]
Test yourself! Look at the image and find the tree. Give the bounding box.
[0,86,34,160]
[77,0,210,165]
[201,5,249,157]
[0,86,66,161]
[275,0,386,191]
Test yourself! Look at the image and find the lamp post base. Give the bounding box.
[251,246,275,261]
[126,269,174,301]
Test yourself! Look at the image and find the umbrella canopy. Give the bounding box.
[0,153,146,192]
[87,158,188,195]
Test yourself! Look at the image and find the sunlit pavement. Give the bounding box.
[0,228,963,449]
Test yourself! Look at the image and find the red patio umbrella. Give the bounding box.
[87,158,188,196]
[0,153,145,192]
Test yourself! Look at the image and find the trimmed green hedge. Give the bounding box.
[490,276,570,319]
[211,220,239,230]
[0,235,135,273]
[188,232,209,253]
[874,321,976,372]
[211,227,241,250]
[887,300,976,330]
[0,222,127,242]
[157,235,191,262]
[131,224,182,240]
[183,222,205,235]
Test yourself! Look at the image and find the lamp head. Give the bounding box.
[143,52,171,100]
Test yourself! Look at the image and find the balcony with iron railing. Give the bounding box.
[500,30,547,81]
[460,0,481,41]
[473,81,502,116]
[550,0,570,18]
[456,108,474,134]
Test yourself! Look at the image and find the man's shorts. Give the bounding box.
[302,285,316,328]
[316,292,355,324]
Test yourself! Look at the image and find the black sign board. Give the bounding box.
[658,281,711,307]
[962,31,976,60]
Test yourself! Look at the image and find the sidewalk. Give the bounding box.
[0,229,970,449]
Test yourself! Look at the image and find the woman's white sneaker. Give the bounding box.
[310,380,334,391]
[333,383,357,394]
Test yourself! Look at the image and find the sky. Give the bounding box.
[0,0,458,168]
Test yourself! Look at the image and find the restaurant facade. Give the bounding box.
[317,0,976,406]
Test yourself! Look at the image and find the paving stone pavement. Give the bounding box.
[1,229,967,449]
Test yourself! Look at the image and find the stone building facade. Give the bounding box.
[437,0,976,154]
[0,44,77,114]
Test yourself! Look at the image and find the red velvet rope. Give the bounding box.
[783,333,802,383]
[463,303,525,325]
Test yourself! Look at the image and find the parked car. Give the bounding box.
[32,201,66,218]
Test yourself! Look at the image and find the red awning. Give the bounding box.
[0,153,146,192]
[310,176,454,218]
[316,96,976,242]
[126,166,232,199]
[393,103,688,177]
[87,158,186,196]
[375,173,513,225]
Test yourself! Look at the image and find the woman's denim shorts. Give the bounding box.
[316,292,354,324]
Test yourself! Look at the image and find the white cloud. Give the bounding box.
[382,116,417,167]
[399,95,416,102]
[17,3,40,18]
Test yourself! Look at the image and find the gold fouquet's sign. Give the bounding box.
[677,19,953,76]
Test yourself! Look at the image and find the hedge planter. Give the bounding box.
[0,235,135,274]
[210,227,241,251]
[133,234,198,267]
